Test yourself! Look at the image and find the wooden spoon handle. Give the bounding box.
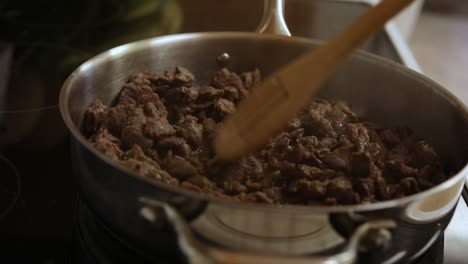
[215,0,415,160]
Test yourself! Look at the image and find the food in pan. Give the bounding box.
[84,67,448,205]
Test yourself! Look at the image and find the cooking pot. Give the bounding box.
[60,0,468,263]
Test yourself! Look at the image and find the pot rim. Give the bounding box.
[60,31,468,213]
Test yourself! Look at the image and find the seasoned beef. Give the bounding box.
[213,98,236,117]
[163,155,198,179]
[174,66,195,87]
[158,136,192,157]
[102,105,133,136]
[240,68,261,90]
[85,66,448,206]
[120,107,153,151]
[84,100,108,134]
[90,128,123,160]
[175,115,204,147]
[144,117,175,140]
[122,145,177,185]
[148,66,195,89]
[197,86,224,101]
[118,76,162,108]
[164,86,199,104]
[212,68,248,100]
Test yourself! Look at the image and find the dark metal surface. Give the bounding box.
[462,188,468,207]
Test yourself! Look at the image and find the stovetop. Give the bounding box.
[73,197,444,264]
[0,1,466,263]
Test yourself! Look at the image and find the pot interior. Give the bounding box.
[62,32,468,205]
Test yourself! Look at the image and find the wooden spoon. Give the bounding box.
[214,0,415,160]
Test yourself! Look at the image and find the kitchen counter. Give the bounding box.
[410,11,468,264]
[410,12,468,104]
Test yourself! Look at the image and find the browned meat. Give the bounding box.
[379,128,401,146]
[102,105,133,136]
[85,66,448,206]
[144,117,175,140]
[301,102,339,138]
[296,179,328,199]
[144,101,168,119]
[399,177,420,195]
[175,115,204,147]
[350,152,380,178]
[240,68,261,90]
[197,86,224,101]
[323,146,351,170]
[118,77,163,108]
[327,176,360,205]
[211,68,248,100]
[211,68,244,90]
[121,145,177,185]
[213,98,236,117]
[164,87,199,104]
[174,66,195,87]
[120,107,153,151]
[158,136,192,157]
[221,86,240,101]
[84,100,108,134]
[163,155,198,179]
[202,118,218,137]
[90,128,123,160]
[148,66,195,89]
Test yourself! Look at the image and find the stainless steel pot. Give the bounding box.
[60,1,468,263]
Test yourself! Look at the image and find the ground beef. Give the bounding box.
[85,67,448,205]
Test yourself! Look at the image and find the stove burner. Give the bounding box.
[0,154,21,221]
[75,197,444,264]
[191,205,344,255]
[74,198,186,264]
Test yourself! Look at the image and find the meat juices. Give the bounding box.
[85,67,448,205]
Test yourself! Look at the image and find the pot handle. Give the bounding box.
[139,197,396,264]
[256,0,291,36]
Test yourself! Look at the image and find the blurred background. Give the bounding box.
[410,0,468,103]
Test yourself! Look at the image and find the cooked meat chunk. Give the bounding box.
[122,145,177,185]
[221,86,240,101]
[202,118,218,137]
[90,128,123,160]
[211,68,248,100]
[118,78,163,108]
[400,177,420,195]
[164,155,198,179]
[158,137,192,157]
[240,68,261,90]
[296,179,328,199]
[213,98,236,117]
[197,86,224,101]
[102,105,133,136]
[175,115,204,147]
[327,176,360,205]
[144,117,175,140]
[174,66,195,87]
[84,100,108,134]
[323,146,351,170]
[85,66,448,206]
[350,152,380,178]
[120,107,153,151]
[148,66,195,89]
[164,87,199,104]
